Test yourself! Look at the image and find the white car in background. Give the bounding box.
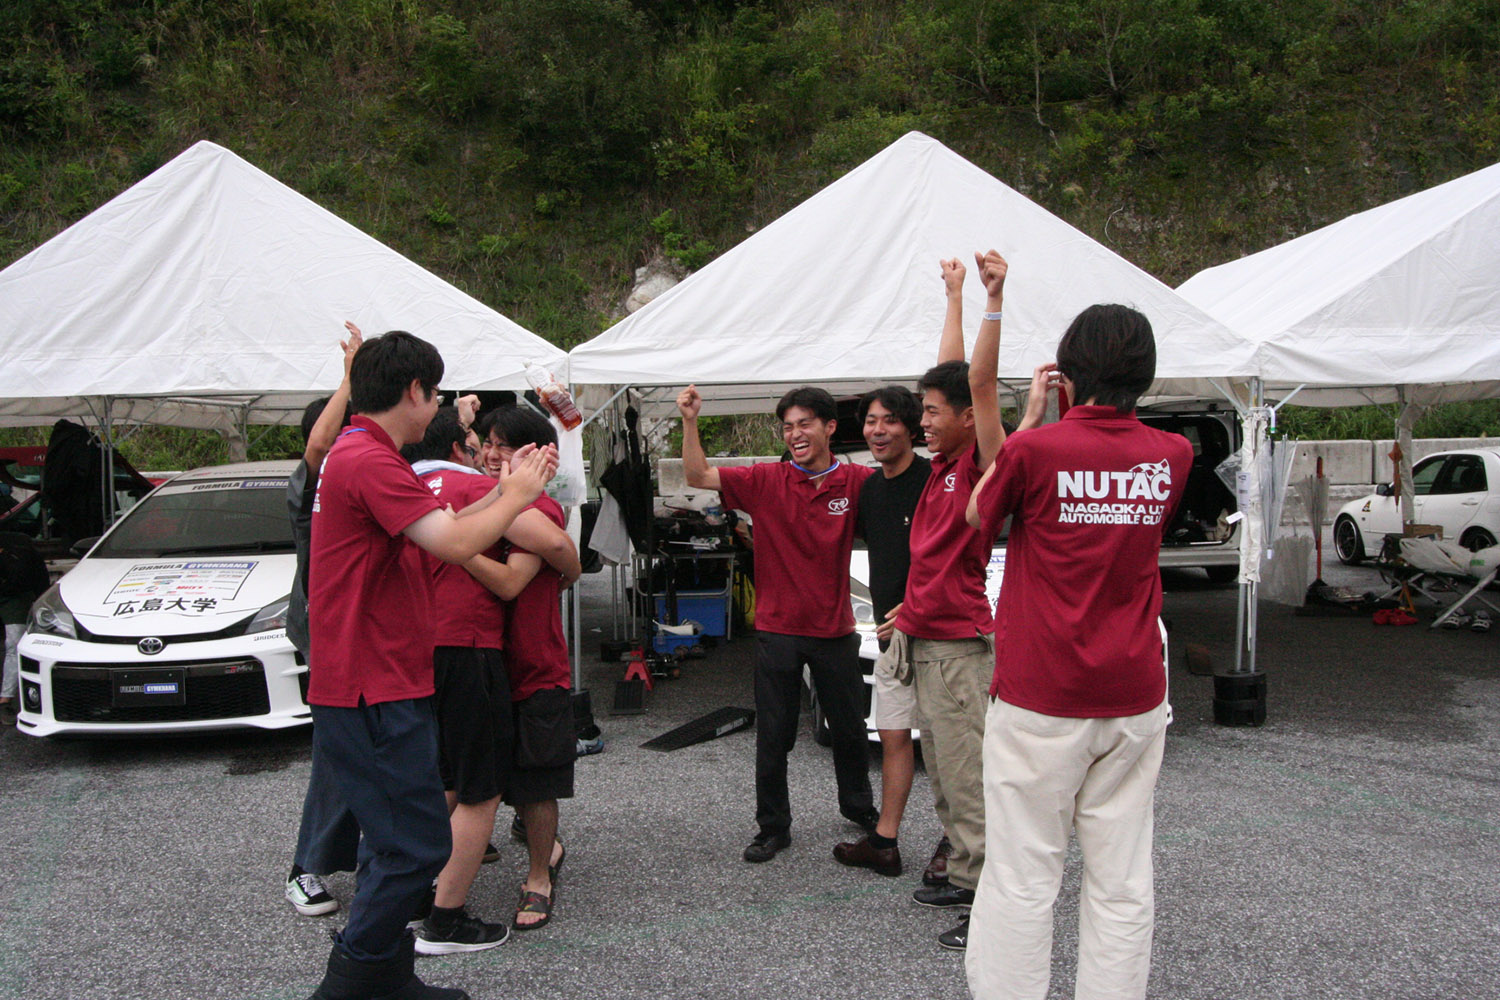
[15,461,308,737]
[1333,447,1500,564]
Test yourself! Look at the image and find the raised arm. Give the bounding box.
[1018,362,1060,433]
[937,257,967,364]
[678,384,721,491]
[303,321,363,469]
[971,250,1006,471]
[967,461,998,530]
[403,447,556,563]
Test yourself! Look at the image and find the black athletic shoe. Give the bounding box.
[913,884,975,908]
[938,915,969,951]
[743,831,791,863]
[415,908,511,955]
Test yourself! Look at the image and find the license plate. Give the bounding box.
[113,669,187,707]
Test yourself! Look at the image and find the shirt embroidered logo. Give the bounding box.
[944,472,957,492]
[828,497,850,515]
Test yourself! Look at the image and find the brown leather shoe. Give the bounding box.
[832,836,902,877]
[922,835,953,886]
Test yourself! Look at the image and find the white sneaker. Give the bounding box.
[285,871,339,916]
[1471,610,1492,633]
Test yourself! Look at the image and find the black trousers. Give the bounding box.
[310,698,452,963]
[753,630,872,836]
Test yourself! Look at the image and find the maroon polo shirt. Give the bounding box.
[502,495,570,702]
[418,467,506,650]
[307,416,444,707]
[895,442,995,640]
[718,460,872,638]
[975,406,1192,717]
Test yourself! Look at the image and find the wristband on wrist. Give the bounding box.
[983,309,1003,322]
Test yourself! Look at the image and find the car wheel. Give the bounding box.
[1204,565,1238,585]
[1333,516,1365,565]
[1460,527,1497,552]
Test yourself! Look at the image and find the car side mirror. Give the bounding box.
[70,536,100,557]
[1374,483,1393,497]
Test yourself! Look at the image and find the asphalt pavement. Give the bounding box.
[1,544,1497,1000]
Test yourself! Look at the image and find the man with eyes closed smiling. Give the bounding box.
[678,384,878,865]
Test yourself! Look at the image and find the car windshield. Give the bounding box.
[92,479,293,558]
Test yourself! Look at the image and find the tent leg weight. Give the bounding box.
[1212,671,1266,727]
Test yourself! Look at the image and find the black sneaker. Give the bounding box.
[913,884,975,908]
[510,813,527,844]
[938,915,969,951]
[285,870,339,916]
[743,831,791,863]
[415,907,511,955]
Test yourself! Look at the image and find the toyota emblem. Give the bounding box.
[138,637,165,655]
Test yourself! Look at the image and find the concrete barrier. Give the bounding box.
[1286,440,1374,485]
[1372,437,1500,475]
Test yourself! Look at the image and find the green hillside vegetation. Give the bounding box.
[3,0,1498,467]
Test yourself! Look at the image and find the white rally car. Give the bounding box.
[15,461,308,738]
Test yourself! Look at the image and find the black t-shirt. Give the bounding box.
[855,454,932,625]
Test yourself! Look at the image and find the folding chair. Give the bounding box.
[1389,537,1500,629]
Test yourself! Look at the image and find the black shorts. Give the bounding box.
[503,686,575,807]
[433,646,513,804]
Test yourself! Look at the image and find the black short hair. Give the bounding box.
[486,405,557,451]
[1056,304,1156,411]
[918,360,971,411]
[857,385,922,440]
[298,395,353,444]
[400,406,465,464]
[349,331,444,415]
[774,386,837,423]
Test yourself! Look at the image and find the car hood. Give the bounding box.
[59,555,295,637]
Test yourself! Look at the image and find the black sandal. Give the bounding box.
[514,887,552,931]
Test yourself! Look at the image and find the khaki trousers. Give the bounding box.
[908,633,992,891]
[966,697,1168,1000]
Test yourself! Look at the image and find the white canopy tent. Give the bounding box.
[1178,159,1500,407]
[0,141,566,435]
[1179,159,1500,675]
[567,132,1252,416]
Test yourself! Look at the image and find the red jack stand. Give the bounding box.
[622,648,654,691]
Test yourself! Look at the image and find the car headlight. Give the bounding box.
[850,591,877,631]
[27,585,76,639]
[244,596,291,635]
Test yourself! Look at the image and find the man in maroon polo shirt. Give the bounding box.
[965,305,1191,999]
[893,252,1033,951]
[305,331,556,1000]
[678,384,877,864]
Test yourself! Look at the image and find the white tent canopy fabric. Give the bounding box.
[567,132,1250,415]
[1178,160,1500,406]
[0,141,566,429]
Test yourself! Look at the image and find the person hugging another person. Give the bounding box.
[463,406,575,933]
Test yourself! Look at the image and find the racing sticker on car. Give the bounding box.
[104,561,256,616]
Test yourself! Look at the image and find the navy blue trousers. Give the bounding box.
[310,698,451,962]
[292,735,361,875]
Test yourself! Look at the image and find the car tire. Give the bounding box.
[1204,565,1238,585]
[1333,516,1365,565]
[1460,527,1497,552]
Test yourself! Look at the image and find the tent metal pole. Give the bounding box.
[578,384,633,431]
[101,396,117,525]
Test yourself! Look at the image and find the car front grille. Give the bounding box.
[50,658,270,723]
